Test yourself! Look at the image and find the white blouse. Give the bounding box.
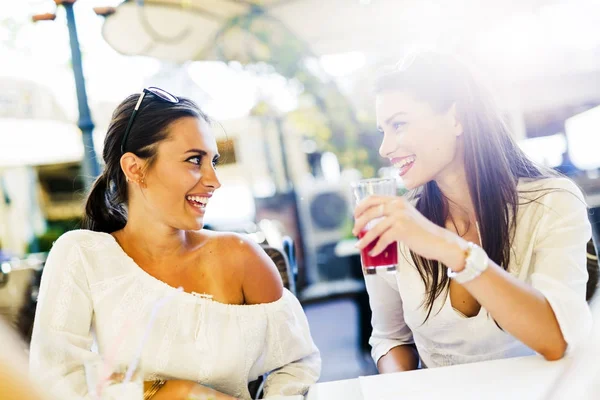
[29,230,321,400]
[366,177,593,369]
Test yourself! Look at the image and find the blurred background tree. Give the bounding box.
[202,6,384,178]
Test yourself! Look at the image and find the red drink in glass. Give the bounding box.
[351,177,399,275]
[358,230,398,274]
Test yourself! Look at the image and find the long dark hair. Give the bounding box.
[375,52,558,321]
[82,92,209,233]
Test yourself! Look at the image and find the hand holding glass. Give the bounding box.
[351,178,398,274]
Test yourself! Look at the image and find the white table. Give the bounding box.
[305,378,362,400]
[306,355,571,400]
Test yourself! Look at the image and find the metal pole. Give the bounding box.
[63,1,100,188]
[274,116,292,192]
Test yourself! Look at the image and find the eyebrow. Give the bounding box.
[377,112,407,132]
[385,112,407,125]
[185,149,220,159]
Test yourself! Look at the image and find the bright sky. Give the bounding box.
[0,0,305,125]
[2,0,600,123]
[1,0,161,123]
[1,0,599,169]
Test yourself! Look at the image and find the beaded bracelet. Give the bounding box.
[143,379,166,400]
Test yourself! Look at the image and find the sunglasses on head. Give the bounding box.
[120,87,179,154]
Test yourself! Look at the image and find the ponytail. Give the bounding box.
[82,173,127,233]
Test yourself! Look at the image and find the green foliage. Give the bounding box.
[28,219,81,254]
[201,8,383,178]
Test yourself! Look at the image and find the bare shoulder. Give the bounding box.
[199,230,284,304]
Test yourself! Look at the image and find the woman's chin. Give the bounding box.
[399,174,427,191]
[193,220,205,230]
[179,218,204,232]
[399,173,417,190]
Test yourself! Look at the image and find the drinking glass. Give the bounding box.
[84,360,143,400]
[351,178,398,274]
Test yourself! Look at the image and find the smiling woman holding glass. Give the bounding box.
[353,52,592,373]
[29,88,320,400]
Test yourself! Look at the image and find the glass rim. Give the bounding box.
[350,177,397,188]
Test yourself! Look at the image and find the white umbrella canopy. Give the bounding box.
[0,118,85,168]
[0,76,79,167]
[0,77,70,123]
[101,0,556,64]
[0,77,104,167]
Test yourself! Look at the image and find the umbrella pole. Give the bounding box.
[63,1,101,189]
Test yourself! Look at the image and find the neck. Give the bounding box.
[117,208,191,262]
[434,163,477,227]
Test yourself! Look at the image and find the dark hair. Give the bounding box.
[375,52,559,321]
[82,92,210,233]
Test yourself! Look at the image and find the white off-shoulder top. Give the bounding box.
[30,230,320,400]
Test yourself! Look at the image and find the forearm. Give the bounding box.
[145,380,185,400]
[377,344,419,373]
[263,352,321,397]
[464,264,566,360]
[442,238,567,360]
[147,380,237,400]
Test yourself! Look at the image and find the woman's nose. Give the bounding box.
[202,166,222,190]
[379,131,398,158]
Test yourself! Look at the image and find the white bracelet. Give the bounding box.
[447,242,489,284]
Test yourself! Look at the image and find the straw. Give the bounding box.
[97,314,137,391]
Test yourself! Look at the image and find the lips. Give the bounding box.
[391,155,415,168]
[391,155,416,177]
[186,195,210,211]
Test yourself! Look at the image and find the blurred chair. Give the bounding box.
[587,238,599,302]
[257,218,298,296]
[247,376,264,400]
[588,205,600,302]
[0,254,45,343]
[261,238,297,297]
[282,236,298,286]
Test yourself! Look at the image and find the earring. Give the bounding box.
[126,177,131,183]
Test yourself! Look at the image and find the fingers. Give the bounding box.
[353,195,387,219]
[353,203,386,236]
[368,229,398,257]
[352,196,404,236]
[355,217,394,250]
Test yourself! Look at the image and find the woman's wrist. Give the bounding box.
[144,379,166,400]
[435,229,469,272]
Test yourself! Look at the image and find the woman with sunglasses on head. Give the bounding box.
[29,88,320,400]
[354,52,593,373]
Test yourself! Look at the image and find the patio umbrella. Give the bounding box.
[100,0,404,63]
[100,0,550,64]
[102,1,373,174]
[0,77,69,123]
[0,77,104,168]
[99,0,561,173]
